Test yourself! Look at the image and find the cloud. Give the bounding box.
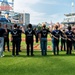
[40,0,70,7]
[31,13,64,24]
[20,0,40,4]
[14,0,47,24]
[14,0,41,12]
[14,0,40,6]
[13,0,64,24]
[40,0,59,5]
[48,13,65,23]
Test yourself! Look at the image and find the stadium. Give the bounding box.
[0,0,75,75]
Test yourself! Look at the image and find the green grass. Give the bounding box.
[0,51,75,75]
[1,34,75,75]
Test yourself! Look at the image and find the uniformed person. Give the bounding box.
[11,24,22,56]
[25,24,35,56]
[39,24,50,56]
[51,25,61,55]
[65,26,74,54]
[72,29,75,50]
[61,29,66,51]
[50,25,56,54]
[3,24,10,52]
[34,28,39,43]
[0,23,6,57]
[17,26,22,52]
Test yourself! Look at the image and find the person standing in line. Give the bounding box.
[0,23,6,57]
[51,25,61,55]
[3,24,10,52]
[25,24,35,56]
[61,29,66,51]
[11,24,22,56]
[72,29,75,50]
[50,25,56,54]
[34,28,39,43]
[65,26,74,54]
[39,24,50,56]
[17,26,22,52]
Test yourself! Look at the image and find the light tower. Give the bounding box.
[72,2,74,13]
[12,0,14,11]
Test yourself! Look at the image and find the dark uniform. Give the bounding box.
[0,27,5,57]
[11,29,22,56]
[61,30,66,51]
[39,28,50,56]
[0,28,5,37]
[34,28,39,43]
[17,26,22,52]
[25,28,35,56]
[51,30,61,55]
[65,30,74,54]
[72,34,75,50]
[4,29,10,51]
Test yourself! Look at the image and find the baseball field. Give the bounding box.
[0,34,75,75]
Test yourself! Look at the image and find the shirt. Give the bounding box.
[0,28,5,37]
[25,28,35,43]
[51,30,61,40]
[18,29,22,39]
[65,30,74,40]
[11,29,22,40]
[61,31,66,40]
[4,29,11,39]
[39,28,50,38]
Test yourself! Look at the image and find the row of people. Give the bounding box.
[0,23,36,57]
[0,23,75,57]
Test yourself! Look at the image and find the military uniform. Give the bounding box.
[51,30,61,55]
[0,28,5,57]
[65,30,74,54]
[11,29,22,56]
[72,34,75,50]
[61,31,66,51]
[18,29,22,52]
[39,28,50,56]
[25,28,35,56]
[4,29,10,51]
[34,29,39,43]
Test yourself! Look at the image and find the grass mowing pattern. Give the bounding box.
[0,51,75,75]
[3,34,75,75]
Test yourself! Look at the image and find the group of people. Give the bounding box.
[0,23,23,57]
[0,22,75,57]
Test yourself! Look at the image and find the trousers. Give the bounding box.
[0,37,4,57]
[40,38,47,56]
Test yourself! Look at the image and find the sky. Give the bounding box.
[8,0,75,24]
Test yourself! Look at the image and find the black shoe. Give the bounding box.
[31,54,34,56]
[12,55,15,57]
[27,54,29,56]
[16,54,20,57]
[19,50,22,52]
[70,53,72,55]
[66,53,68,55]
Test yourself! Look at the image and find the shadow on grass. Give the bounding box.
[3,51,75,58]
[31,54,75,58]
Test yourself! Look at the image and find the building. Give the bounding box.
[23,13,30,26]
[62,13,75,26]
[9,12,30,26]
[0,0,13,11]
[0,0,30,27]
[62,2,75,26]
